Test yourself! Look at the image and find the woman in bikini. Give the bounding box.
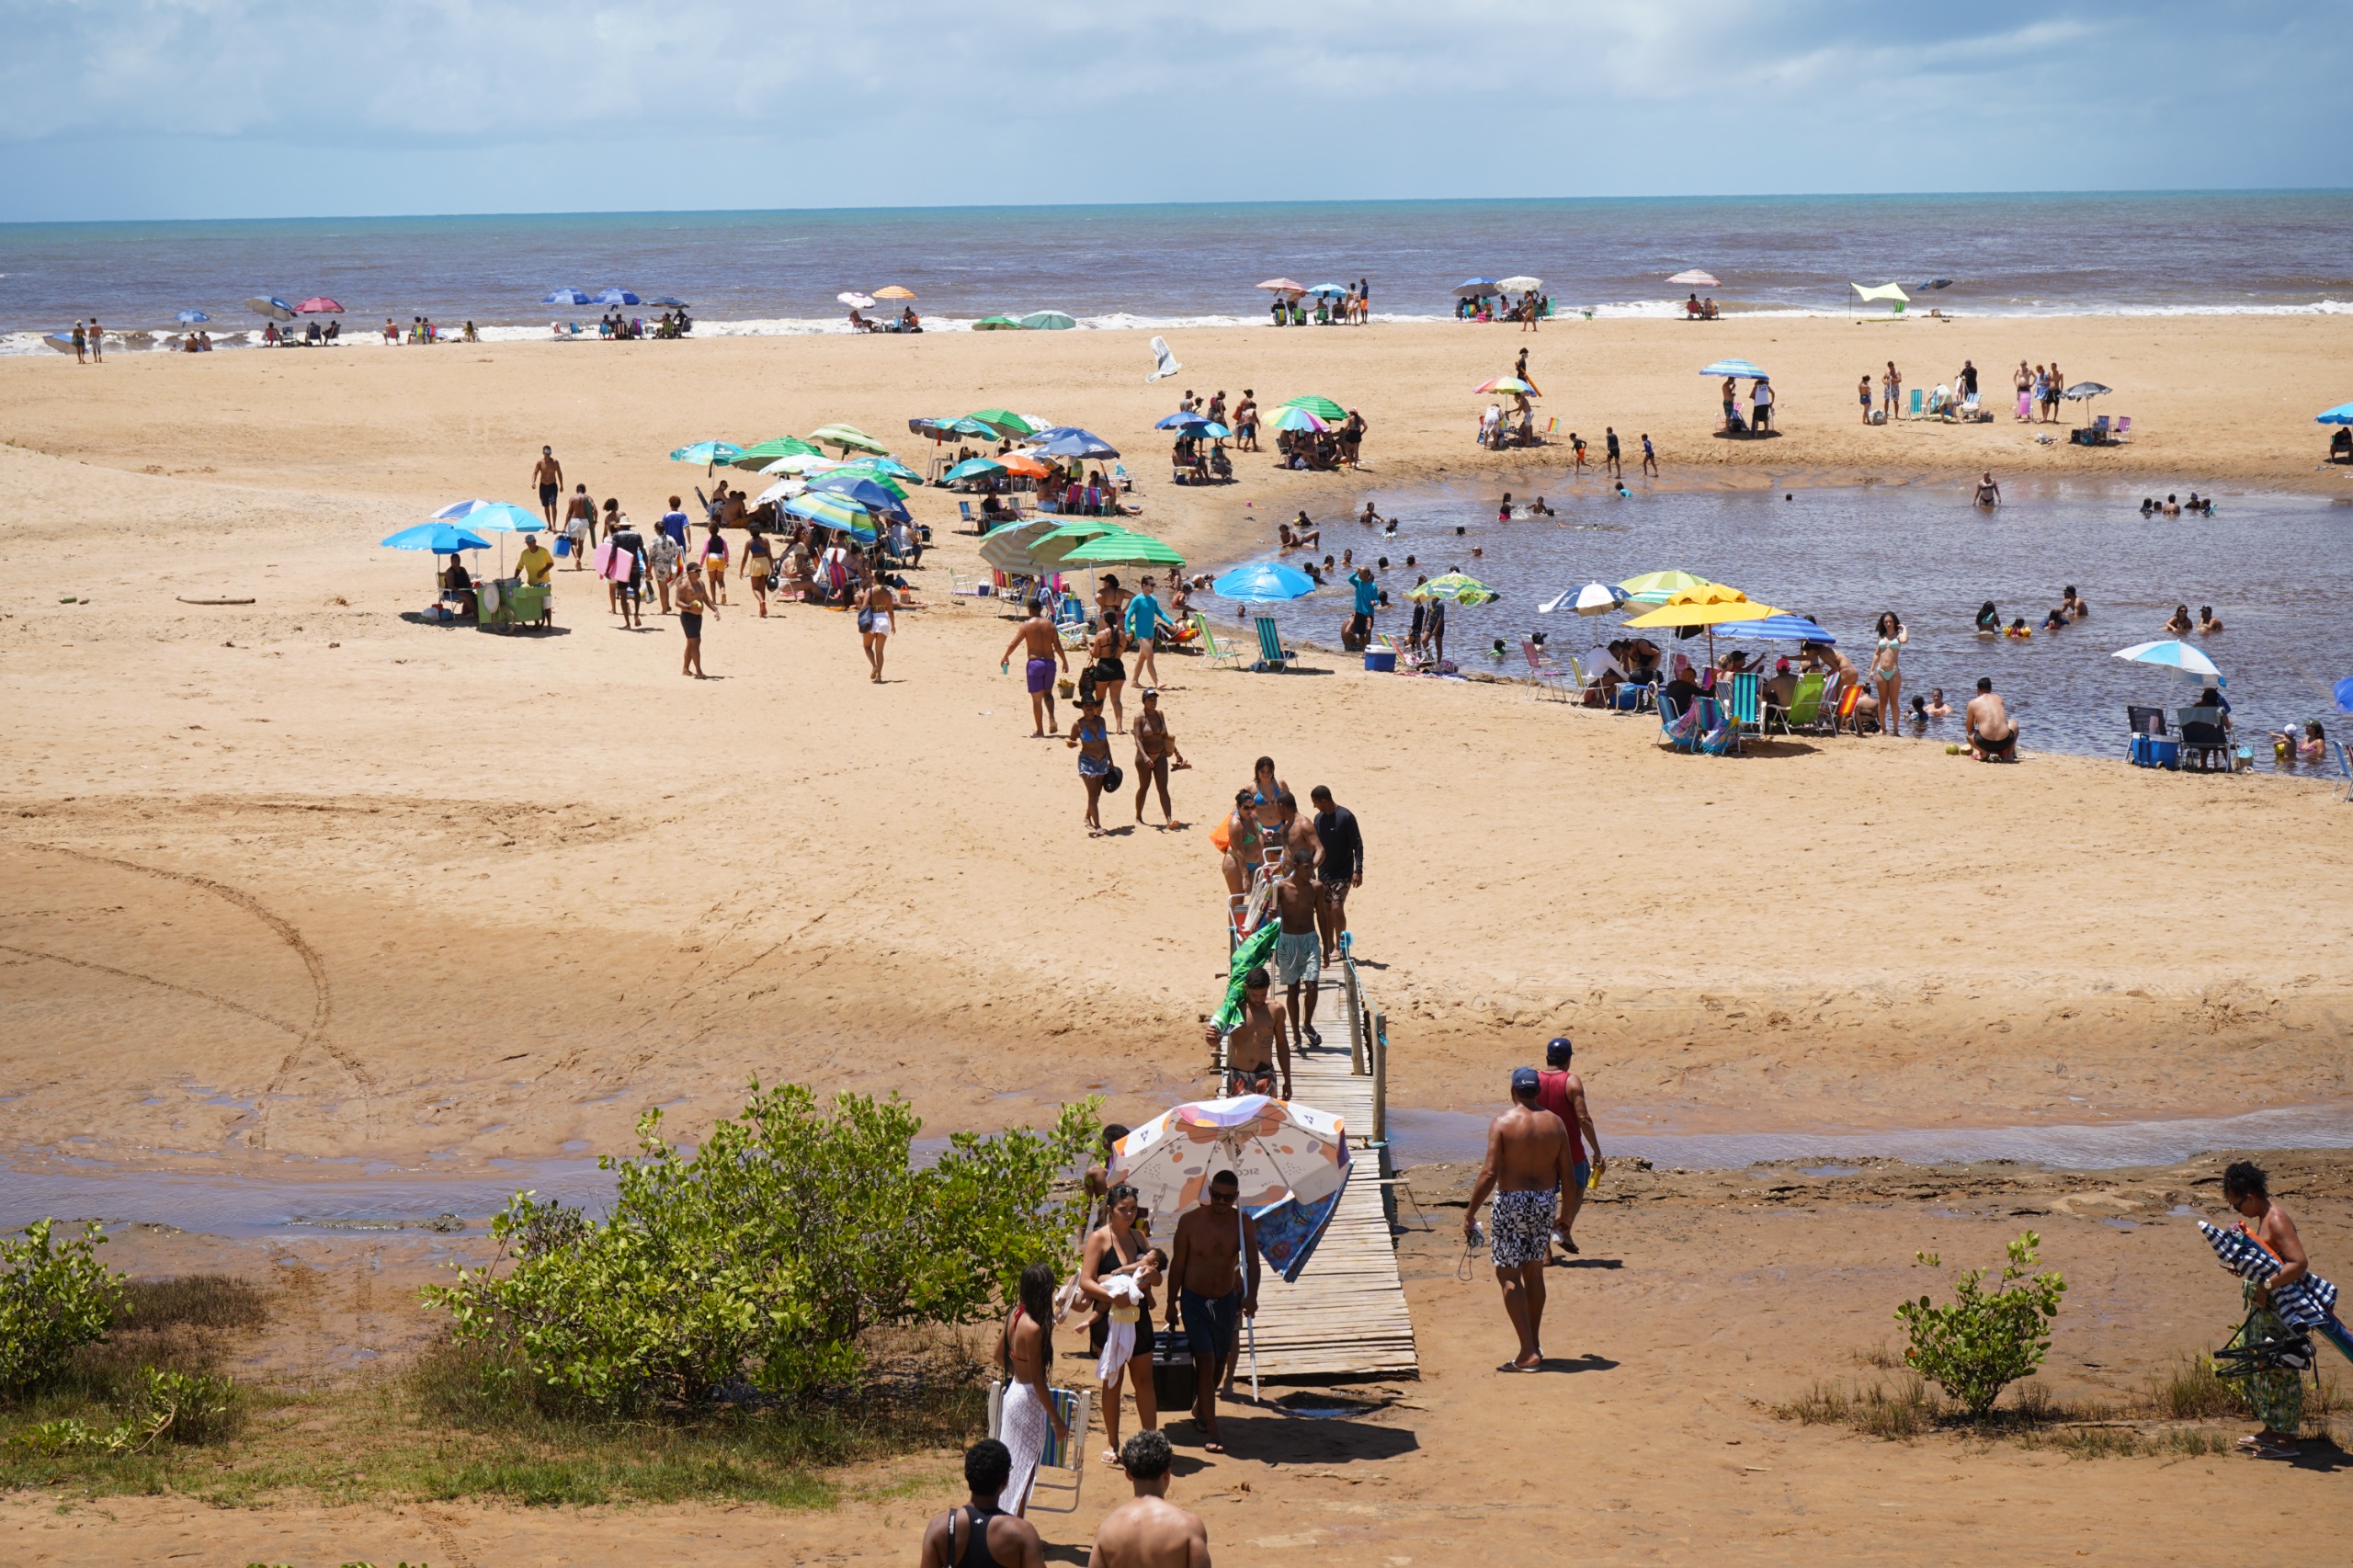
[701,523,729,607]
[743,524,773,618]
[1131,687,1186,829]
[1218,787,1265,900]
[1870,611,1907,740]
[1248,756,1290,844]
[995,1262,1068,1515]
[1067,698,1112,833]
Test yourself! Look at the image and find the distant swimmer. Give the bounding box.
[1973,471,2001,506]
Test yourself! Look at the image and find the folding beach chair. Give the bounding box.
[1378,631,1423,672]
[1832,683,1864,735]
[1521,639,1571,700]
[2113,416,2132,442]
[1698,697,1743,756]
[986,1383,1091,1513]
[1770,672,1824,736]
[1719,671,1761,748]
[1251,615,1292,673]
[1907,388,1923,418]
[2333,740,2353,802]
[958,500,976,528]
[1656,695,1700,753]
[1194,613,1242,670]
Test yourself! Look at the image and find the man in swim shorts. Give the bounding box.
[1001,599,1069,738]
[1308,785,1361,965]
[1464,1066,1575,1372]
[1533,1036,1606,1256]
[532,445,564,527]
[1271,854,1323,1053]
[1966,676,2018,761]
[675,562,714,678]
[1165,1170,1258,1452]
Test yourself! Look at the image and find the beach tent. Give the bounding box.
[1666,269,1720,288]
[1850,281,1909,316]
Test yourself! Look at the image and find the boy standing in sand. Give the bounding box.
[1465,1068,1575,1372]
[1002,602,1069,736]
[1534,1037,1606,1256]
[1641,433,1658,477]
[1088,1432,1211,1568]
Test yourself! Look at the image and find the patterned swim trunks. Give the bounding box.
[1490,1187,1557,1269]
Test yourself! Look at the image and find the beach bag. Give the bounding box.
[856,608,875,632]
[1102,764,1125,792]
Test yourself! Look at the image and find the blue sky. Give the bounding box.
[0,1,2341,222]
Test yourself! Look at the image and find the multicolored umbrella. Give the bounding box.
[1277,394,1347,421]
[244,296,297,322]
[1156,411,1211,430]
[784,492,877,539]
[1699,358,1768,380]
[1473,376,1542,397]
[1406,572,1497,606]
[1616,569,1709,605]
[1108,1096,1352,1223]
[670,440,745,471]
[807,472,912,520]
[1538,582,1627,616]
[1267,406,1329,434]
[2113,639,2223,685]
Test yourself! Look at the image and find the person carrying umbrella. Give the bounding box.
[1164,1169,1260,1454]
[1464,1067,1577,1373]
[2205,1161,2353,1459]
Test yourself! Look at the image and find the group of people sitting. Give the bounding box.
[1269,281,1370,326]
[265,318,341,346]
[1170,432,1234,483]
[1457,291,1549,324]
[1275,412,1364,472]
[380,316,451,345]
[847,305,922,334]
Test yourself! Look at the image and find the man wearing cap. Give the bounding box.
[517,533,554,586]
[1464,1066,1574,1372]
[531,445,564,527]
[1535,1037,1606,1256]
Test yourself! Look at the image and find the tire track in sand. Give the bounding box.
[12,842,369,1143]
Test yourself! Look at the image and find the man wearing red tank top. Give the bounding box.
[1534,1036,1607,1256]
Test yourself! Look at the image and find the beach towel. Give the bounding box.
[2199,1221,2341,1331]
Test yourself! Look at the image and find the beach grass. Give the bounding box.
[0,1335,984,1507]
[1775,1361,2344,1458]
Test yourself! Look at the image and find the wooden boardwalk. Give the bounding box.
[1241,1031,1418,1381]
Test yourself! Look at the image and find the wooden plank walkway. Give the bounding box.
[1241,1036,1418,1381]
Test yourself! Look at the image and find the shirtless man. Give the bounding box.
[1088,1432,1211,1568]
[532,446,564,527]
[1204,968,1288,1100]
[1965,675,2018,762]
[1463,1067,1575,1371]
[674,561,715,678]
[918,1440,1046,1568]
[1164,1171,1259,1452]
[1270,856,1323,1055]
[1001,601,1069,737]
[1533,1037,1606,1256]
[1131,687,1185,828]
[1274,789,1319,872]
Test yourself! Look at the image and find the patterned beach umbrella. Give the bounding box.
[1472,376,1542,397]
[1267,405,1329,434]
[1616,568,1709,605]
[1108,1096,1351,1219]
[809,423,891,455]
[670,440,745,471]
[1406,572,1498,606]
[2199,1221,2341,1329]
[2112,639,2223,685]
[1276,394,1347,421]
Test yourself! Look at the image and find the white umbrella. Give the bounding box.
[759,452,847,476]
[1495,275,1542,293]
[837,291,876,310]
[1667,269,1720,287]
[2113,639,2223,685]
[752,479,806,507]
[1538,581,1629,616]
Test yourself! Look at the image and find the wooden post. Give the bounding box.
[1348,964,1368,1075]
[1370,1011,1387,1144]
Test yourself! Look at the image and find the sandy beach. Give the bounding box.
[5,312,2353,1559]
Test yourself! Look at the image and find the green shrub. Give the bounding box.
[426,1082,1097,1415]
[1894,1231,2067,1418]
[6,1367,237,1454]
[0,1221,125,1396]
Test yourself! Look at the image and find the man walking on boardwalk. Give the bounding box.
[1464,1067,1574,1371]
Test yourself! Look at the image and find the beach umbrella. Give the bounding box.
[1495,275,1542,293]
[1406,572,1497,606]
[1029,426,1120,460]
[1213,561,1316,601]
[295,297,343,313]
[1018,311,1077,330]
[1699,358,1768,380]
[445,501,542,534]
[543,288,593,306]
[965,409,1038,437]
[175,310,210,324]
[731,436,824,469]
[973,315,1023,331]
[430,499,494,521]
[1617,569,1709,605]
[873,285,915,300]
[381,523,489,553]
[1063,532,1184,568]
[1453,278,1499,297]
[2316,403,2353,425]
[1256,278,1305,294]
[2334,676,2353,713]
[1715,613,1837,644]
[670,440,745,472]
[784,492,877,539]
[2112,639,2223,685]
[1277,394,1347,421]
[1303,283,1348,297]
[1108,1096,1351,1227]
[644,296,688,309]
[759,452,847,476]
[594,289,641,306]
[979,519,1058,574]
[752,478,806,507]
[244,296,297,322]
[1539,582,1627,616]
[942,457,1006,483]
[1155,410,1211,430]
[837,291,877,310]
[1472,376,1542,397]
[838,456,922,483]
[1267,406,1330,434]
[1192,422,1233,439]
[1027,519,1129,565]
[2063,381,2114,426]
[994,452,1053,479]
[1666,269,1720,287]
[1624,585,1780,629]
[807,473,912,520]
[809,423,892,455]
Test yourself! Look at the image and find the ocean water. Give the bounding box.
[1210,482,2353,765]
[5,191,2349,352]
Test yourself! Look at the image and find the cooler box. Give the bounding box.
[2128,734,2180,769]
[1363,649,1396,673]
[1151,1330,1197,1411]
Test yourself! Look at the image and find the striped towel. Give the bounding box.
[2200,1221,2341,1329]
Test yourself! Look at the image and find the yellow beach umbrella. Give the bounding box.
[874,285,915,300]
[1616,568,1709,606]
[1623,584,1781,629]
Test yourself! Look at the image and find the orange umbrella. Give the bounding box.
[995,452,1052,478]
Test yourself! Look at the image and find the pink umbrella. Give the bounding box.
[295,297,344,313]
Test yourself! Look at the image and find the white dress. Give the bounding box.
[995,1379,1051,1512]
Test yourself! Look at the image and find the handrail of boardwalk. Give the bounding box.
[1213,936,1417,1381]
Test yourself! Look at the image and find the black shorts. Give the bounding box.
[680,612,703,638]
[1089,1312,1157,1362]
[540,483,559,504]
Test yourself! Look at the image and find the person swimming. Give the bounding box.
[1924,688,1950,717]
[1975,600,2001,634]
[2006,618,2031,638]
[2042,608,2068,632]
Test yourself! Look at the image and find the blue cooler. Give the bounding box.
[1364,649,1396,672]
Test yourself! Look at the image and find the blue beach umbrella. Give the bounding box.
[786,493,878,540]
[176,309,210,324]
[244,295,297,321]
[1717,614,1837,644]
[807,473,912,521]
[670,440,745,471]
[1453,278,1498,297]
[840,456,922,482]
[450,501,545,534]
[1155,411,1211,430]
[544,288,593,306]
[2112,639,2224,687]
[1029,427,1121,460]
[1212,562,1316,601]
[1303,283,1348,297]
[2332,676,2353,713]
[943,457,1006,482]
[429,499,494,521]
[381,523,490,553]
[1700,358,1768,380]
[643,296,688,309]
[595,289,641,306]
[2316,403,2353,425]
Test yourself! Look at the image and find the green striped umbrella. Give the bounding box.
[967,409,1038,437]
[809,423,891,455]
[1062,531,1185,567]
[732,436,824,469]
[1276,394,1347,421]
[1028,519,1128,565]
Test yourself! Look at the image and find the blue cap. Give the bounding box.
[1510,1066,1540,1095]
[1546,1036,1574,1065]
